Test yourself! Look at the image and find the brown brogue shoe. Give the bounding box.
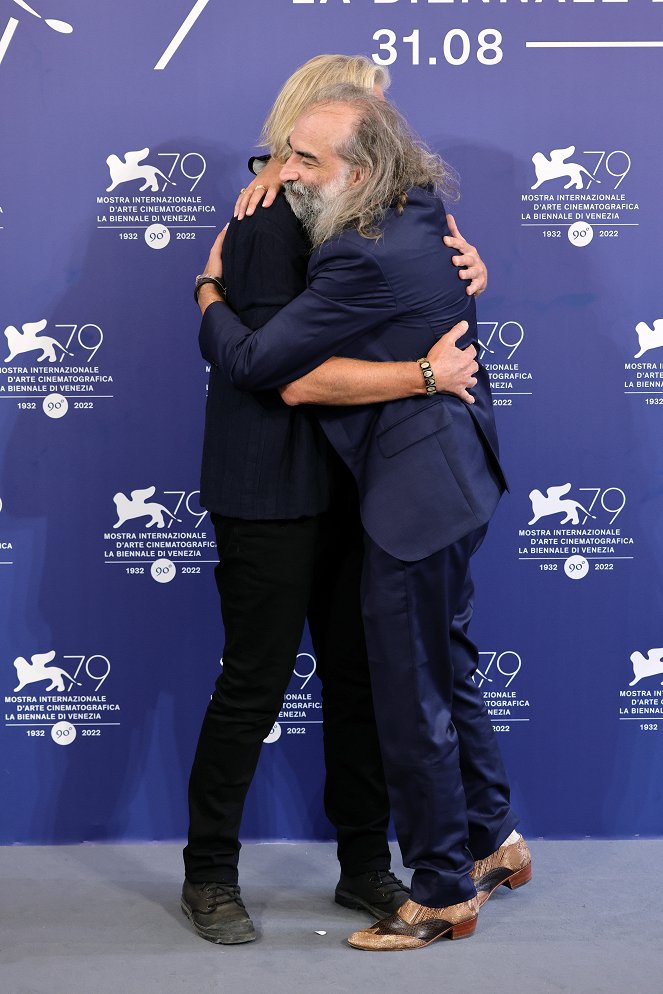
[347,897,479,951]
[471,837,532,907]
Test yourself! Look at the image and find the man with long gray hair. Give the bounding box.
[196,86,531,952]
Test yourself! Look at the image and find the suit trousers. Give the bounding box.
[361,526,518,908]
[183,500,391,884]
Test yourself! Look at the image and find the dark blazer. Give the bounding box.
[200,192,338,519]
[200,187,506,561]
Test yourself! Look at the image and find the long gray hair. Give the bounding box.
[302,84,457,247]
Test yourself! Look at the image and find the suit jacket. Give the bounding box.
[200,191,339,519]
[200,186,506,561]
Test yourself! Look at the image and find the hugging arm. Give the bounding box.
[200,241,397,391]
[279,322,477,406]
[198,228,478,403]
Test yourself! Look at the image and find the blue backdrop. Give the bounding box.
[1,0,662,845]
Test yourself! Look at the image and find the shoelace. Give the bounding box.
[367,870,407,897]
[202,882,245,910]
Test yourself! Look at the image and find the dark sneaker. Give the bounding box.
[181,879,256,944]
[335,869,411,919]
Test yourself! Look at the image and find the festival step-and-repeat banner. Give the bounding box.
[1,1,662,844]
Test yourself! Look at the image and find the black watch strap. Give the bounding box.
[194,274,226,303]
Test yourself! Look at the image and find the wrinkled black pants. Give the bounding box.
[184,500,391,883]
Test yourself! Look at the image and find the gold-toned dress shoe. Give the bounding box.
[347,897,479,951]
[471,836,532,907]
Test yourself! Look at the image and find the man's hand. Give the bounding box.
[427,321,478,404]
[444,214,487,297]
[234,158,284,219]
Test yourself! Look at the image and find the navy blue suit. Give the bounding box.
[200,187,518,906]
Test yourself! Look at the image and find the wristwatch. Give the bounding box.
[194,273,226,303]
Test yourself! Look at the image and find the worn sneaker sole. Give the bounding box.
[180,898,257,944]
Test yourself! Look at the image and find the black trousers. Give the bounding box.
[183,497,391,884]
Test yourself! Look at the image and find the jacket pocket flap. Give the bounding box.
[377,402,452,457]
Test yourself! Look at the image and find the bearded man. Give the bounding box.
[196,85,531,952]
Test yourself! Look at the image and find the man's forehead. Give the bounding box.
[290,103,358,154]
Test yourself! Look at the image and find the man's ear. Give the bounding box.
[349,168,366,187]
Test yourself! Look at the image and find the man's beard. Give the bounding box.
[284,167,351,242]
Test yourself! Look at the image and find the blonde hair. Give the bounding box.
[260,55,390,162]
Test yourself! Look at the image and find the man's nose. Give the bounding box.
[279,157,299,183]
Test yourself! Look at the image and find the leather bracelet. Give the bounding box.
[417,358,437,395]
[194,274,226,304]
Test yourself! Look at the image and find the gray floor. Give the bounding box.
[0,840,659,994]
